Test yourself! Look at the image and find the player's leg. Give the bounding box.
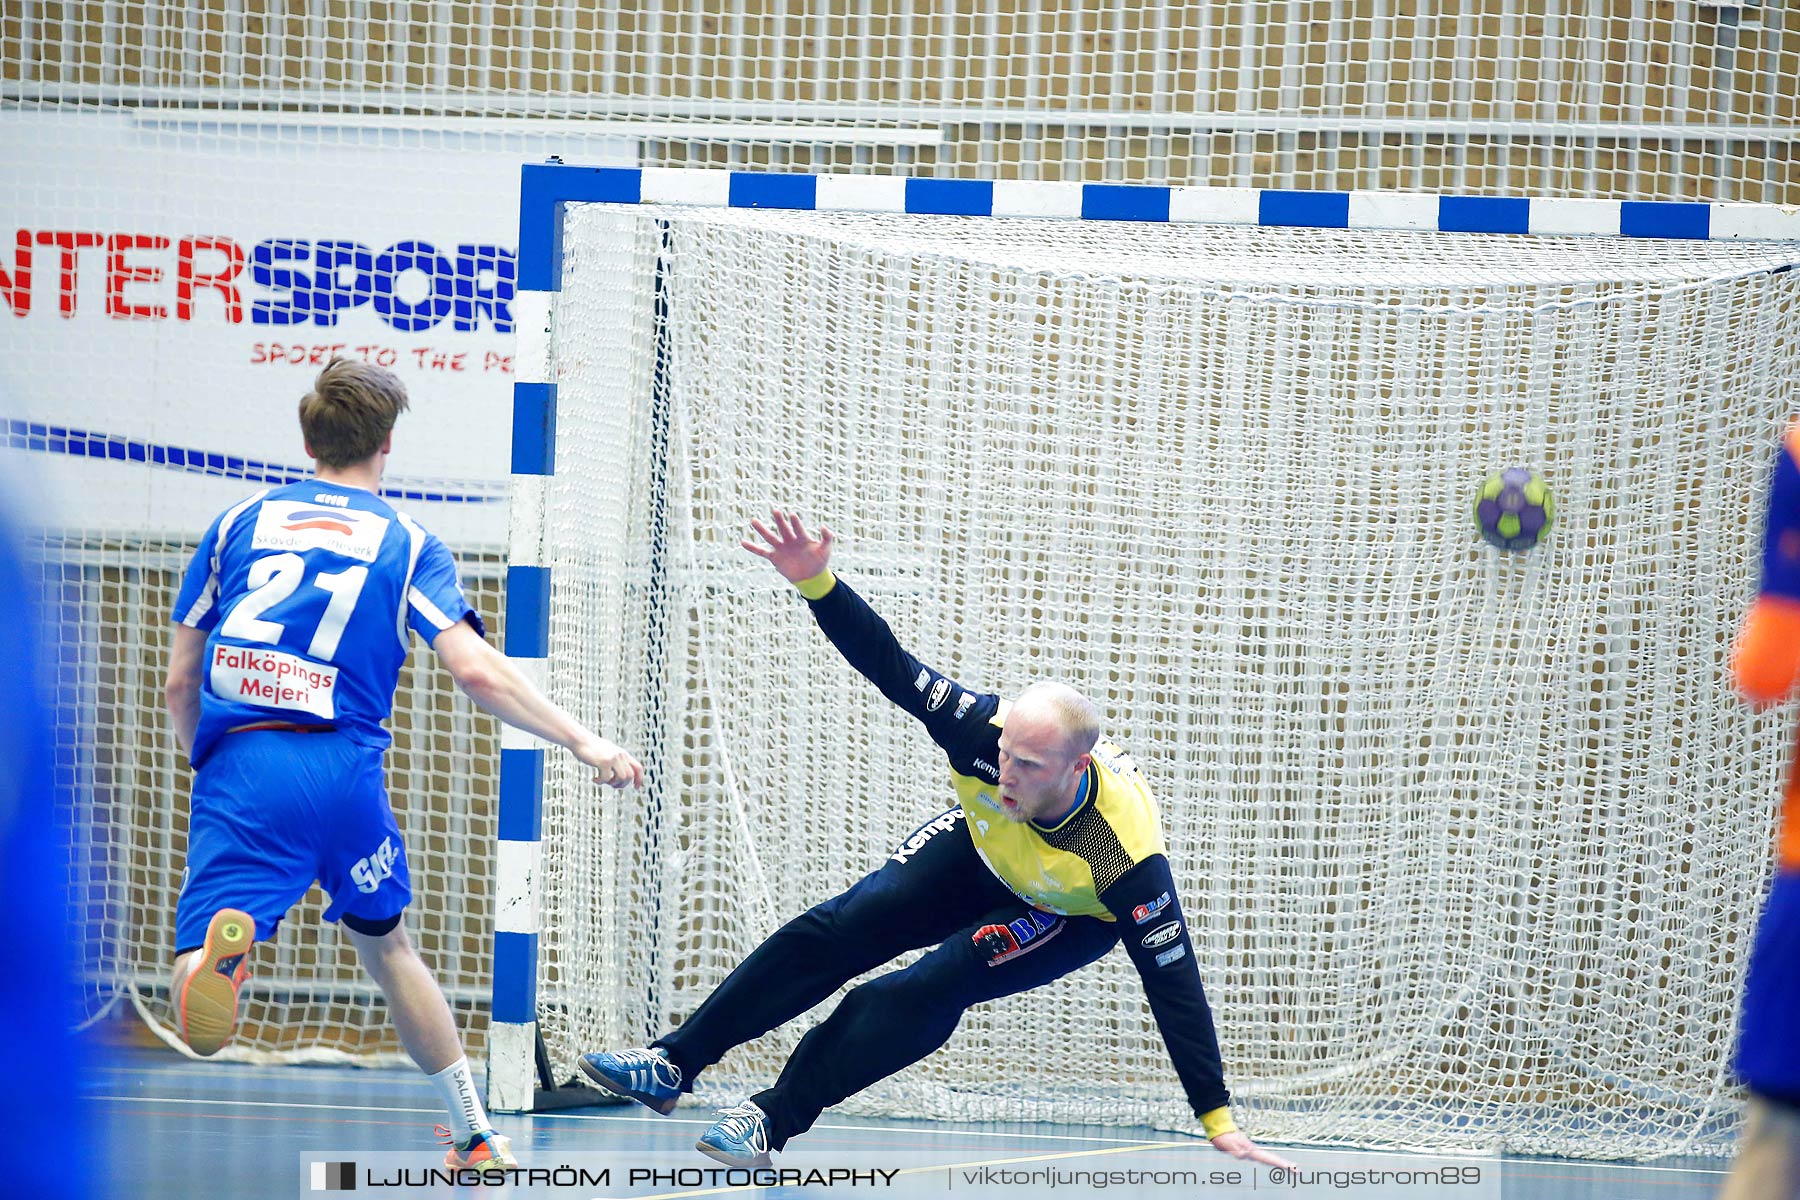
[720,905,1121,1159]
[340,920,461,1073]
[586,807,1013,1110]
[1726,870,1800,1198]
[170,732,322,1055]
[339,920,511,1166]
[319,744,514,1169]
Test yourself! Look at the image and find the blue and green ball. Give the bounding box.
[1474,467,1554,552]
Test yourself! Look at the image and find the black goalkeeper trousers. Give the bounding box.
[654,806,1122,1150]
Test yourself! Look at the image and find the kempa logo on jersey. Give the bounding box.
[211,644,338,719]
[1141,920,1182,949]
[252,500,389,562]
[3,231,515,333]
[890,809,964,865]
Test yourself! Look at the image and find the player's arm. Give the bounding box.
[166,510,229,759]
[742,509,996,750]
[1099,855,1296,1170]
[164,623,208,758]
[407,531,642,789]
[431,620,643,789]
[1735,427,1800,706]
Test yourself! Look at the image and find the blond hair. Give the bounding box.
[299,358,409,468]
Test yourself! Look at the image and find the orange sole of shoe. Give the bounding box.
[180,908,254,1056]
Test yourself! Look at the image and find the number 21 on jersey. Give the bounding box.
[219,552,369,660]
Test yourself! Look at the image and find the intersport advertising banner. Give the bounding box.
[2,111,632,548]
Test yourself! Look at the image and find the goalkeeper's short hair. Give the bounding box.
[1018,681,1100,759]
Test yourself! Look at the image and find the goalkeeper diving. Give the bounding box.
[578,509,1293,1169]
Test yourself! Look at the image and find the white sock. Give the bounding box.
[427,1057,490,1141]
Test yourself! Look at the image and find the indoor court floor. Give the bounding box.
[92,1045,1732,1200]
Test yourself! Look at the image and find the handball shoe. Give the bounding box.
[696,1100,773,1167]
[577,1046,683,1115]
[440,1126,518,1169]
[178,908,254,1056]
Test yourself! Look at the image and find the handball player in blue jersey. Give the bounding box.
[165,358,643,1169]
[579,510,1292,1170]
[1727,421,1800,1199]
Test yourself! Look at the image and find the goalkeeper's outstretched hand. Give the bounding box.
[742,508,836,584]
[1211,1130,1297,1170]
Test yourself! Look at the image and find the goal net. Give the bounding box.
[8,2,1799,197]
[524,194,1800,1157]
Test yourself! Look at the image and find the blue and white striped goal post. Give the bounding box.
[487,164,1800,1112]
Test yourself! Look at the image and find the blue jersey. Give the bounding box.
[1759,424,1800,603]
[173,480,482,767]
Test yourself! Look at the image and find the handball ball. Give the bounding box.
[1473,467,1554,552]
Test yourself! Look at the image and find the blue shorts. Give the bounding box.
[1738,870,1800,1103]
[174,730,410,953]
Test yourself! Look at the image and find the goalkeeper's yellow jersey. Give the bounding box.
[796,567,1171,918]
[949,709,1165,919]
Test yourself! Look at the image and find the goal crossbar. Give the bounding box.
[516,166,1800,298]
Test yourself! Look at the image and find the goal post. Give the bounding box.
[495,164,1800,1158]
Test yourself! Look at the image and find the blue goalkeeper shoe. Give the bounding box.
[696,1100,773,1167]
[576,1046,683,1115]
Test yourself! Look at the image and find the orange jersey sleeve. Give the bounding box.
[1735,596,1800,707]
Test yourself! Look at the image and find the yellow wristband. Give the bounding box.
[1200,1106,1238,1140]
[795,570,837,600]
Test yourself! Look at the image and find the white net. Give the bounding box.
[6,2,1799,196]
[538,203,1800,1157]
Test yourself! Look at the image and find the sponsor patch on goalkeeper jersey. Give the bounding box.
[1132,892,1171,924]
[927,678,953,712]
[974,909,1063,966]
[209,643,338,718]
[955,692,977,719]
[1154,944,1187,967]
[251,499,389,562]
[1142,920,1182,949]
[891,808,964,865]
